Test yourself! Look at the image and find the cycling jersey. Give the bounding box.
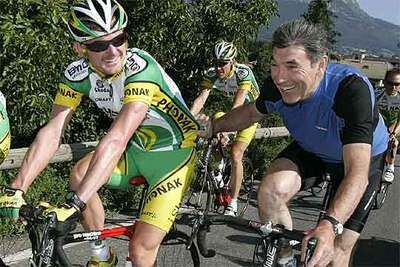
[201,63,260,144]
[0,91,10,163]
[201,63,260,103]
[376,90,400,127]
[256,63,389,163]
[55,48,199,152]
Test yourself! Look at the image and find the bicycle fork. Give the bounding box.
[262,238,279,267]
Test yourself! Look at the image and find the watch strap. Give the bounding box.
[322,214,342,235]
[66,191,87,211]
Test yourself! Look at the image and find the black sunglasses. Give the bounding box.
[84,32,128,52]
[386,80,400,87]
[214,61,230,67]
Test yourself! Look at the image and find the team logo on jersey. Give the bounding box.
[237,68,249,80]
[58,86,79,99]
[156,98,197,134]
[204,67,217,79]
[146,178,183,204]
[94,79,112,97]
[126,52,147,75]
[65,59,89,81]
[125,87,150,97]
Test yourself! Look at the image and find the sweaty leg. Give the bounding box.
[257,158,302,229]
[69,153,105,231]
[332,229,360,267]
[130,221,166,267]
[229,141,248,199]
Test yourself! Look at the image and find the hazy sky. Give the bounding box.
[358,0,400,25]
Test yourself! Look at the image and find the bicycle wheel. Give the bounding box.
[224,156,254,217]
[182,170,215,248]
[157,229,200,267]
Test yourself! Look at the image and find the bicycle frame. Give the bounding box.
[18,176,200,267]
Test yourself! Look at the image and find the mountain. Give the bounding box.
[259,0,400,57]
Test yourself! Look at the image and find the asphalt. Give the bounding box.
[2,169,399,267]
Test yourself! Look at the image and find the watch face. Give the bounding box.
[336,223,344,235]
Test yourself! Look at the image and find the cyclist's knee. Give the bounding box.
[231,149,244,164]
[231,142,247,162]
[258,175,292,203]
[70,157,91,189]
[130,238,159,265]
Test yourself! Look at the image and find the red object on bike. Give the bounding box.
[215,188,231,206]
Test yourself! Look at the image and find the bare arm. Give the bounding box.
[305,143,371,266]
[231,89,247,109]
[11,105,74,193]
[76,101,148,202]
[190,88,211,116]
[326,143,371,222]
[213,102,264,134]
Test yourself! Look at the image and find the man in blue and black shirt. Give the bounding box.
[198,19,388,267]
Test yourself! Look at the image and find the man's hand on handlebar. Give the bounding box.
[196,114,213,139]
[217,133,230,147]
[44,203,80,222]
[0,187,27,219]
[301,221,335,266]
[43,192,86,234]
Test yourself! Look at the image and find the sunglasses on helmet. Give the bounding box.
[83,32,128,52]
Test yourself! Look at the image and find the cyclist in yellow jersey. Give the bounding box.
[191,41,259,216]
[0,1,198,266]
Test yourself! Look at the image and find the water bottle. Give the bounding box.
[90,240,109,261]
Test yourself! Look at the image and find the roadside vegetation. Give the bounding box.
[0,0,335,235]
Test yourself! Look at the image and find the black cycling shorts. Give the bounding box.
[276,141,384,233]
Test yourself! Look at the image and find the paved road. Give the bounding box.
[3,169,399,266]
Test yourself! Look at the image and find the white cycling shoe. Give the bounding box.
[224,203,237,216]
[382,165,395,183]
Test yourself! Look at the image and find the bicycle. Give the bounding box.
[196,214,317,267]
[1,176,200,266]
[196,172,335,266]
[182,137,254,248]
[373,142,396,210]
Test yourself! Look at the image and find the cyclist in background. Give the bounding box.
[197,19,388,266]
[0,1,198,266]
[191,40,259,216]
[0,91,10,164]
[376,68,400,183]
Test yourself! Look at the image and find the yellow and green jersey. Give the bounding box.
[55,48,198,152]
[201,63,260,106]
[0,91,10,163]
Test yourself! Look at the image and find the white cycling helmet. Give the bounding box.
[67,0,128,42]
[214,41,237,61]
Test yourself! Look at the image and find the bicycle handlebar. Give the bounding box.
[19,204,74,266]
[197,215,317,261]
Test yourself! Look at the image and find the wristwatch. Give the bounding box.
[66,191,87,211]
[322,214,343,236]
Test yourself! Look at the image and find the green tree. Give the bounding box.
[302,0,340,47]
[0,0,279,209]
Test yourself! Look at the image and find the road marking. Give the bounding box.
[3,241,85,264]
